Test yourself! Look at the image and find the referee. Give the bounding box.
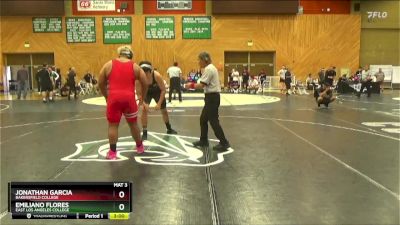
[185,52,230,151]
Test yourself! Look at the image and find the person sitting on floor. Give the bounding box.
[230,68,240,93]
[314,83,336,108]
[357,71,373,98]
[248,75,259,94]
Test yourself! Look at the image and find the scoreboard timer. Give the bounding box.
[8,182,132,220]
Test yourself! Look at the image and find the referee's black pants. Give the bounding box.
[200,93,229,145]
[169,77,182,102]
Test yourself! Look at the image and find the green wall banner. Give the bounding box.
[66,17,96,43]
[33,17,62,33]
[145,16,175,39]
[103,17,132,44]
[182,16,211,39]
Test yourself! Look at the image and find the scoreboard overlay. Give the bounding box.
[8,182,131,220]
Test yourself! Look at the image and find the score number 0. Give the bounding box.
[118,191,125,210]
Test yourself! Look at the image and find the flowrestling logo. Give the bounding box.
[367,11,388,21]
[61,132,234,167]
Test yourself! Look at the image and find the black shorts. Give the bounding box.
[279,78,285,83]
[285,82,291,90]
[145,92,166,109]
[321,97,332,104]
[41,82,53,92]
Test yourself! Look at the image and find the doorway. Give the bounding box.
[4,53,54,91]
[224,51,275,86]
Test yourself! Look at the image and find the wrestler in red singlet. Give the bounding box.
[98,46,148,160]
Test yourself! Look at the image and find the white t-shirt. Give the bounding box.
[199,64,221,93]
[249,78,259,87]
[232,71,239,81]
[167,66,182,78]
[278,69,286,79]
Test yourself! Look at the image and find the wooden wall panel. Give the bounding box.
[0,15,360,82]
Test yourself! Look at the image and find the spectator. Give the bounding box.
[49,66,60,97]
[278,65,286,94]
[55,68,62,89]
[305,73,313,90]
[258,69,267,87]
[187,69,196,82]
[230,68,240,93]
[284,68,292,96]
[318,68,326,85]
[167,62,182,103]
[67,67,78,100]
[324,66,336,87]
[83,70,93,83]
[195,69,202,79]
[352,67,362,83]
[337,74,352,94]
[36,64,54,103]
[16,65,29,99]
[374,68,385,93]
[248,76,259,94]
[361,66,370,81]
[357,70,373,98]
[242,67,250,93]
[83,70,95,94]
[35,67,41,93]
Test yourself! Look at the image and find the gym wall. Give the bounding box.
[359,0,400,66]
[1,14,360,82]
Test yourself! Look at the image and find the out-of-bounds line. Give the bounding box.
[336,96,400,106]
[0,117,104,129]
[220,115,400,142]
[48,161,75,181]
[0,210,7,220]
[311,106,388,136]
[273,120,400,201]
[2,115,398,142]
[0,131,33,145]
[0,104,10,112]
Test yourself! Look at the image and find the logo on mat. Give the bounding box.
[61,132,234,167]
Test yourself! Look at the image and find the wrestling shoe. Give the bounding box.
[167,129,178,134]
[106,150,117,160]
[136,144,145,154]
[142,131,147,140]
